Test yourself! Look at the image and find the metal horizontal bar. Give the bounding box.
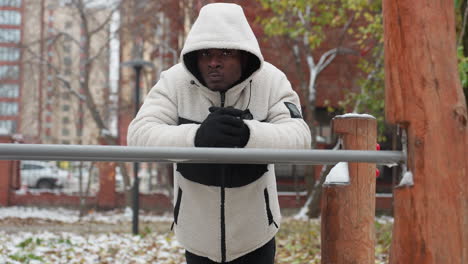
[0,144,405,165]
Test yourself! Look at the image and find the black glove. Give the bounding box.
[194,107,250,148]
[211,107,250,147]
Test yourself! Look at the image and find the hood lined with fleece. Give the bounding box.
[181,3,263,87]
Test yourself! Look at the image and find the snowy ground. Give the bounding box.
[0,207,184,264]
[0,206,393,264]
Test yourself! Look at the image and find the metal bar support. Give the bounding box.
[0,144,404,165]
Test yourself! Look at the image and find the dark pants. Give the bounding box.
[185,237,276,264]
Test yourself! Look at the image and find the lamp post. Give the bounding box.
[121,59,154,235]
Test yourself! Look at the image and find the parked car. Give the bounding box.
[20,160,69,189]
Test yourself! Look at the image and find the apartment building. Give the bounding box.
[12,0,112,144]
[0,0,22,135]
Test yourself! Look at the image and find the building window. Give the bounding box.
[0,120,16,133]
[0,10,21,25]
[0,47,19,61]
[62,140,70,144]
[65,21,72,29]
[0,65,19,80]
[63,44,71,53]
[62,116,70,124]
[62,128,70,136]
[60,0,72,6]
[64,56,72,66]
[0,102,18,116]
[0,28,20,43]
[0,83,18,97]
[0,0,21,7]
[62,104,70,111]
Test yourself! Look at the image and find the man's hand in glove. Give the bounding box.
[194,107,250,148]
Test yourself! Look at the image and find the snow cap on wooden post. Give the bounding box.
[321,114,377,264]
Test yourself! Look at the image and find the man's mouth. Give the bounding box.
[207,72,222,81]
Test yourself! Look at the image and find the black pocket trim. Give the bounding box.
[284,102,303,119]
[264,188,278,228]
[178,117,201,125]
[173,187,182,225]
[176,164,268,188]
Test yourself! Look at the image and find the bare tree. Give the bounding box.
[19,0,132,209]
[267,7,359,217]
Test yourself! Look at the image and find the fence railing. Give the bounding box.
[0,143,404,164]
[0,115,403,264]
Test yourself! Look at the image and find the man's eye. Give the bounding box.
[222,50,233,56]
[201,51,210,57]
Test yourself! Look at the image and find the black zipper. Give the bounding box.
[220,91,226,107]
[264,188,279,228]
[219,91,227,263]
[171,187,183,231]
[220,91,226,262]
[220,168,226,263]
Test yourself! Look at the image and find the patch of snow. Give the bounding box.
[316,135,326,143]
[100,129,112,136]
[384,162,399,168]
[335,113,375,119]
[376,215,394,224]
[324,162,350,185]
[397,171,414,187]
[0,231,185,264]
[0,206,392,264]
[0,206,172,224]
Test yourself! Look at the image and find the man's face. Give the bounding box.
[197,49,244,91]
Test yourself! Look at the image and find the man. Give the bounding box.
[127,3,311,264]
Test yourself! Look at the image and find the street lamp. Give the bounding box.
[121,59,154,235]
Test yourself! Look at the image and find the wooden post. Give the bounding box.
[321,115,377,264]
[383,0,468,263]
[0,135,15,206]
[97,138,117,210]
[97,161,117,209]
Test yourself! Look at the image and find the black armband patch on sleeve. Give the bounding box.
[284,102,303,119]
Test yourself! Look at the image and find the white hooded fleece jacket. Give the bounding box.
[127,3,311,263]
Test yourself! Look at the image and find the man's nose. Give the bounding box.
[208,55,222,68]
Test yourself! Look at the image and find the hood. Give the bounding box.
[181,3,263,86]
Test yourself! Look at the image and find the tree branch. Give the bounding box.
[56,75,86,101]
[56,31,82,47]
[337,13,355,47]
[317,47,359,73]
[317,49,338,72]
[353,45,384,112]
[85,37,111,65]
[88,5,121,37]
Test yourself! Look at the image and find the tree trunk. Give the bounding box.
[383,0,468,263]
